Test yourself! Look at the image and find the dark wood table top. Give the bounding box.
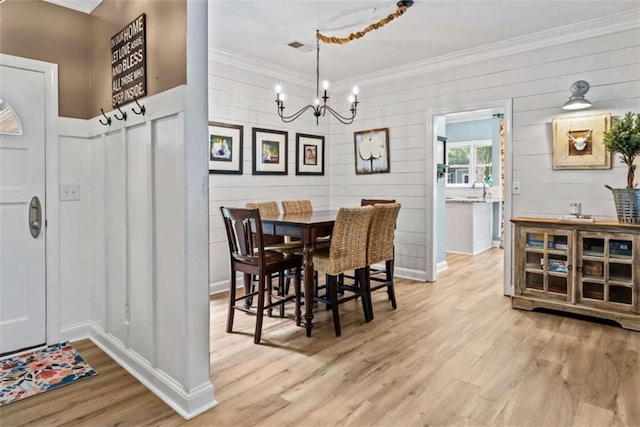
[260,209,338,226]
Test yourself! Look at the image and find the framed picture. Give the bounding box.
[296,133,325,176]
[552,114,611,170]
[354,127,390,174]
[208,122,243,174]
[252,127,288,175]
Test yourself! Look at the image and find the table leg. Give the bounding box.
[303,242,314,337]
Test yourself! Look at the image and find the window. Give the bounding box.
[0,99,22,135]
[446,139,492,186]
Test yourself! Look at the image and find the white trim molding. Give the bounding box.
[43,0,102,14]
[87,322,218,420]
[336,10,640,89]
[393,266,428,282]
[437,261,448,273]
[426,98,514,295]
[0,53,61,348]
[209,47,315,89]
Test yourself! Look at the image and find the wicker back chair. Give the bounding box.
[245,201,301,251]
[361,198,396,206]
[282,199,313,213]
[313,206,373,336]
[245,201,283,247]
[220,207,302,344]
[364,203,401,320]
[245,201,280,216]
[281,199,332,249]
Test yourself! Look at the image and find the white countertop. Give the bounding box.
[445,197,502,203]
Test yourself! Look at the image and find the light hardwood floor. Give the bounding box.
[2,248,639,426]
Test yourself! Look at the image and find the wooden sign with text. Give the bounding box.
[111,13,146,107]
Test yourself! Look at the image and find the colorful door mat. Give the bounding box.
[0,342,97,406]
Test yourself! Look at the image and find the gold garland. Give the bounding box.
[316,5,409,45]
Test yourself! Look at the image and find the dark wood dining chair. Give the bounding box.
[246,201,303,316]
[363,202,401,320]
[313,206,373,336]
[361,198,396,206]
[244,201,302,317]
[220,207,303,344]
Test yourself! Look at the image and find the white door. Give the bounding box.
[0,65,46,354]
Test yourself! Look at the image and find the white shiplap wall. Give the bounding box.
[208,52,330,289]
[330,25,640,281]
[208,17,640,286]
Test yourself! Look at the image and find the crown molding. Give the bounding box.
[43,0,102,14]
[210,10,639,92]
[334,9,640,89]
[208,47,315,89]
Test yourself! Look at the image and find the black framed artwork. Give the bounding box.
[209,122,243,175]
[252,127,288,175]
[296,133,325,176]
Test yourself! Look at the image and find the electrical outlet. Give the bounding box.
[60,184,81,201]
[512,181,521,195]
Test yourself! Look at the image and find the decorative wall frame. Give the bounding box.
[252,127,288,175]
[296,133,325,176]
[552,113,611,170]
[354,127,390,174]
[208,121,243,175]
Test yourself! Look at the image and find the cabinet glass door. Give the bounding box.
[578,232,636,312]
[521,228,572,300]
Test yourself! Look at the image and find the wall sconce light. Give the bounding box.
[562,80,592,110]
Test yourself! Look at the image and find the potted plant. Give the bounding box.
[603,112,640,223]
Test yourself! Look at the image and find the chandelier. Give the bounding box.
[275,32,359,125]
[274,0,414,125]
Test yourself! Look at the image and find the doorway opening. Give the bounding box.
[427,99,513,296]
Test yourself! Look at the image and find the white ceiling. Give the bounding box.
[209,0,640,82]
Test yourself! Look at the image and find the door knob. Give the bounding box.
[29,196,42,238]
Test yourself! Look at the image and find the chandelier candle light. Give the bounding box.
[275,31,359,125]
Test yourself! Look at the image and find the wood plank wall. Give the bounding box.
[208,58,331,287]
[207,26,640,287]
[330,27,640,279]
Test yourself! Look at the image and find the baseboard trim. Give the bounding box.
[86,322,217,420]
[393,266,427,282]
[212,267,428,289]
[59,321,93,343]
[210,274,245,295]
[210,279,229,295]
[437,261,449,273]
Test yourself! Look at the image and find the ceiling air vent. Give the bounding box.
[287,41,314,52]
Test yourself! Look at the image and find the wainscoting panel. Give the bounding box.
[58,85,214,418]
[126,122,155,365]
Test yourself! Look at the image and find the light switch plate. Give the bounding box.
[60,184,81,201]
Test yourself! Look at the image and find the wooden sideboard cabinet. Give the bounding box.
[511,217,640,331]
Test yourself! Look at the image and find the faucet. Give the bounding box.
[472,179,487,199]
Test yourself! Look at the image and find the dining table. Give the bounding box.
[260,209,338,337]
